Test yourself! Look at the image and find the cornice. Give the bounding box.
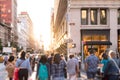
[70,0,120,8]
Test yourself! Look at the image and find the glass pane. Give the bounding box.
[92,35,99,40]
[100,9,107,25]
[83,35,91,41]
[100,35,107,41]
[81,9,88,25]
[118,9,120,25]
[90,9,97,25]
[118,35,120,41]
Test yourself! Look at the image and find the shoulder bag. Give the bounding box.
[13,60,25,80]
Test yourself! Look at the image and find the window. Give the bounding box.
[81,8,108,25]
[81,9,88,25]
[100,9,107,25]
[118,9,120,25]
[90,9,97,25]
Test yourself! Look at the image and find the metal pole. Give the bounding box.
[81,41,84,63]
[67,0,71,60]
[81,41,85,71]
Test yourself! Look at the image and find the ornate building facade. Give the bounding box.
[52,0,120,58]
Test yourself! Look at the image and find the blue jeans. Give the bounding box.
[86,71,97,79]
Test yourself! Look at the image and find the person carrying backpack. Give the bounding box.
[37,55,50,80]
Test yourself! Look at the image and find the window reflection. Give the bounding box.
[100,9,107,25]
[81,9,88,25]
[83,35,107,41]
[92,35,99,40]
[81,8,107,25]
[90,9,97,25]
[118,35,120,52]
[92,35,107,41]
[83,35,108,58]
[83,35,91,41]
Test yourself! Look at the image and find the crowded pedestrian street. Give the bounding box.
[4,63,87,80]
[0,0,120,80]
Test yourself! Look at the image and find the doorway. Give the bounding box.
[84,45,108,59]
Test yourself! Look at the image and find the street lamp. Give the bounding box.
[66,0,71,60]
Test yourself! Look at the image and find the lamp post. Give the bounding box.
[66,0,71,60]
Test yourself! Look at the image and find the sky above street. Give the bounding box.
[17,0,54,49]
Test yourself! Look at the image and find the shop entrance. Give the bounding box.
[84,45,107,59]
[83,41,112,59]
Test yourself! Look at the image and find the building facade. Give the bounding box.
[17,12,35,52]
[52,0,120,58]
[0,0,17,47]
[0,23,11,47]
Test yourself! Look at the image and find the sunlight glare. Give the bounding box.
[18,0,54,50]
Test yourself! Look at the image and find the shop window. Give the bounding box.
[118,34,120,52]
[100,9,107,25]
[118,8,120,25]
[92,35,99,40]
[90,9,97,25]
[83,35,91,41]
[100,35,107,41]
[81,9,88,25]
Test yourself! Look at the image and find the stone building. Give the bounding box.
[52,0,120,58]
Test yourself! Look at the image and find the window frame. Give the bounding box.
[90,8,98,25]
[81,9,88,25]
[100,8,107,25]
[118,8,120,25]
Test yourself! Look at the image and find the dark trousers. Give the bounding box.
[9,78,12,80]
[18,68,28,80]
[108,75,119,80]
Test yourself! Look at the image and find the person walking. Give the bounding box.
[47,53,54,80]
[31,55,36,71]
[61,54,67,78]
[0,53,8,80]
[6,55,15,80]
[16,51,32,80]
[104,50,120,80]
[4,54,8,65]
[37,55,50,80]
[100,53,109,80]
[67,53,80,80]
[85,49,100,80]
[51,53,66,80]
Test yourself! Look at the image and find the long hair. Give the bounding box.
[20,51,26,60]
[8,56,15,62]
[102,53,108,60]
[54,53,61,64]
[39,55,47,64]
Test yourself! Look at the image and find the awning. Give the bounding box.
[84,41,112,45]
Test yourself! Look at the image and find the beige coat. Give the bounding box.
[6,62,15,78]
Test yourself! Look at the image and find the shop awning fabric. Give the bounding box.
[84,41,112,45]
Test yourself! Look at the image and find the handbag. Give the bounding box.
[13,60,25,80]
[14,68,19,80]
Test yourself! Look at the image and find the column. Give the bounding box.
[109,8,118,51]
